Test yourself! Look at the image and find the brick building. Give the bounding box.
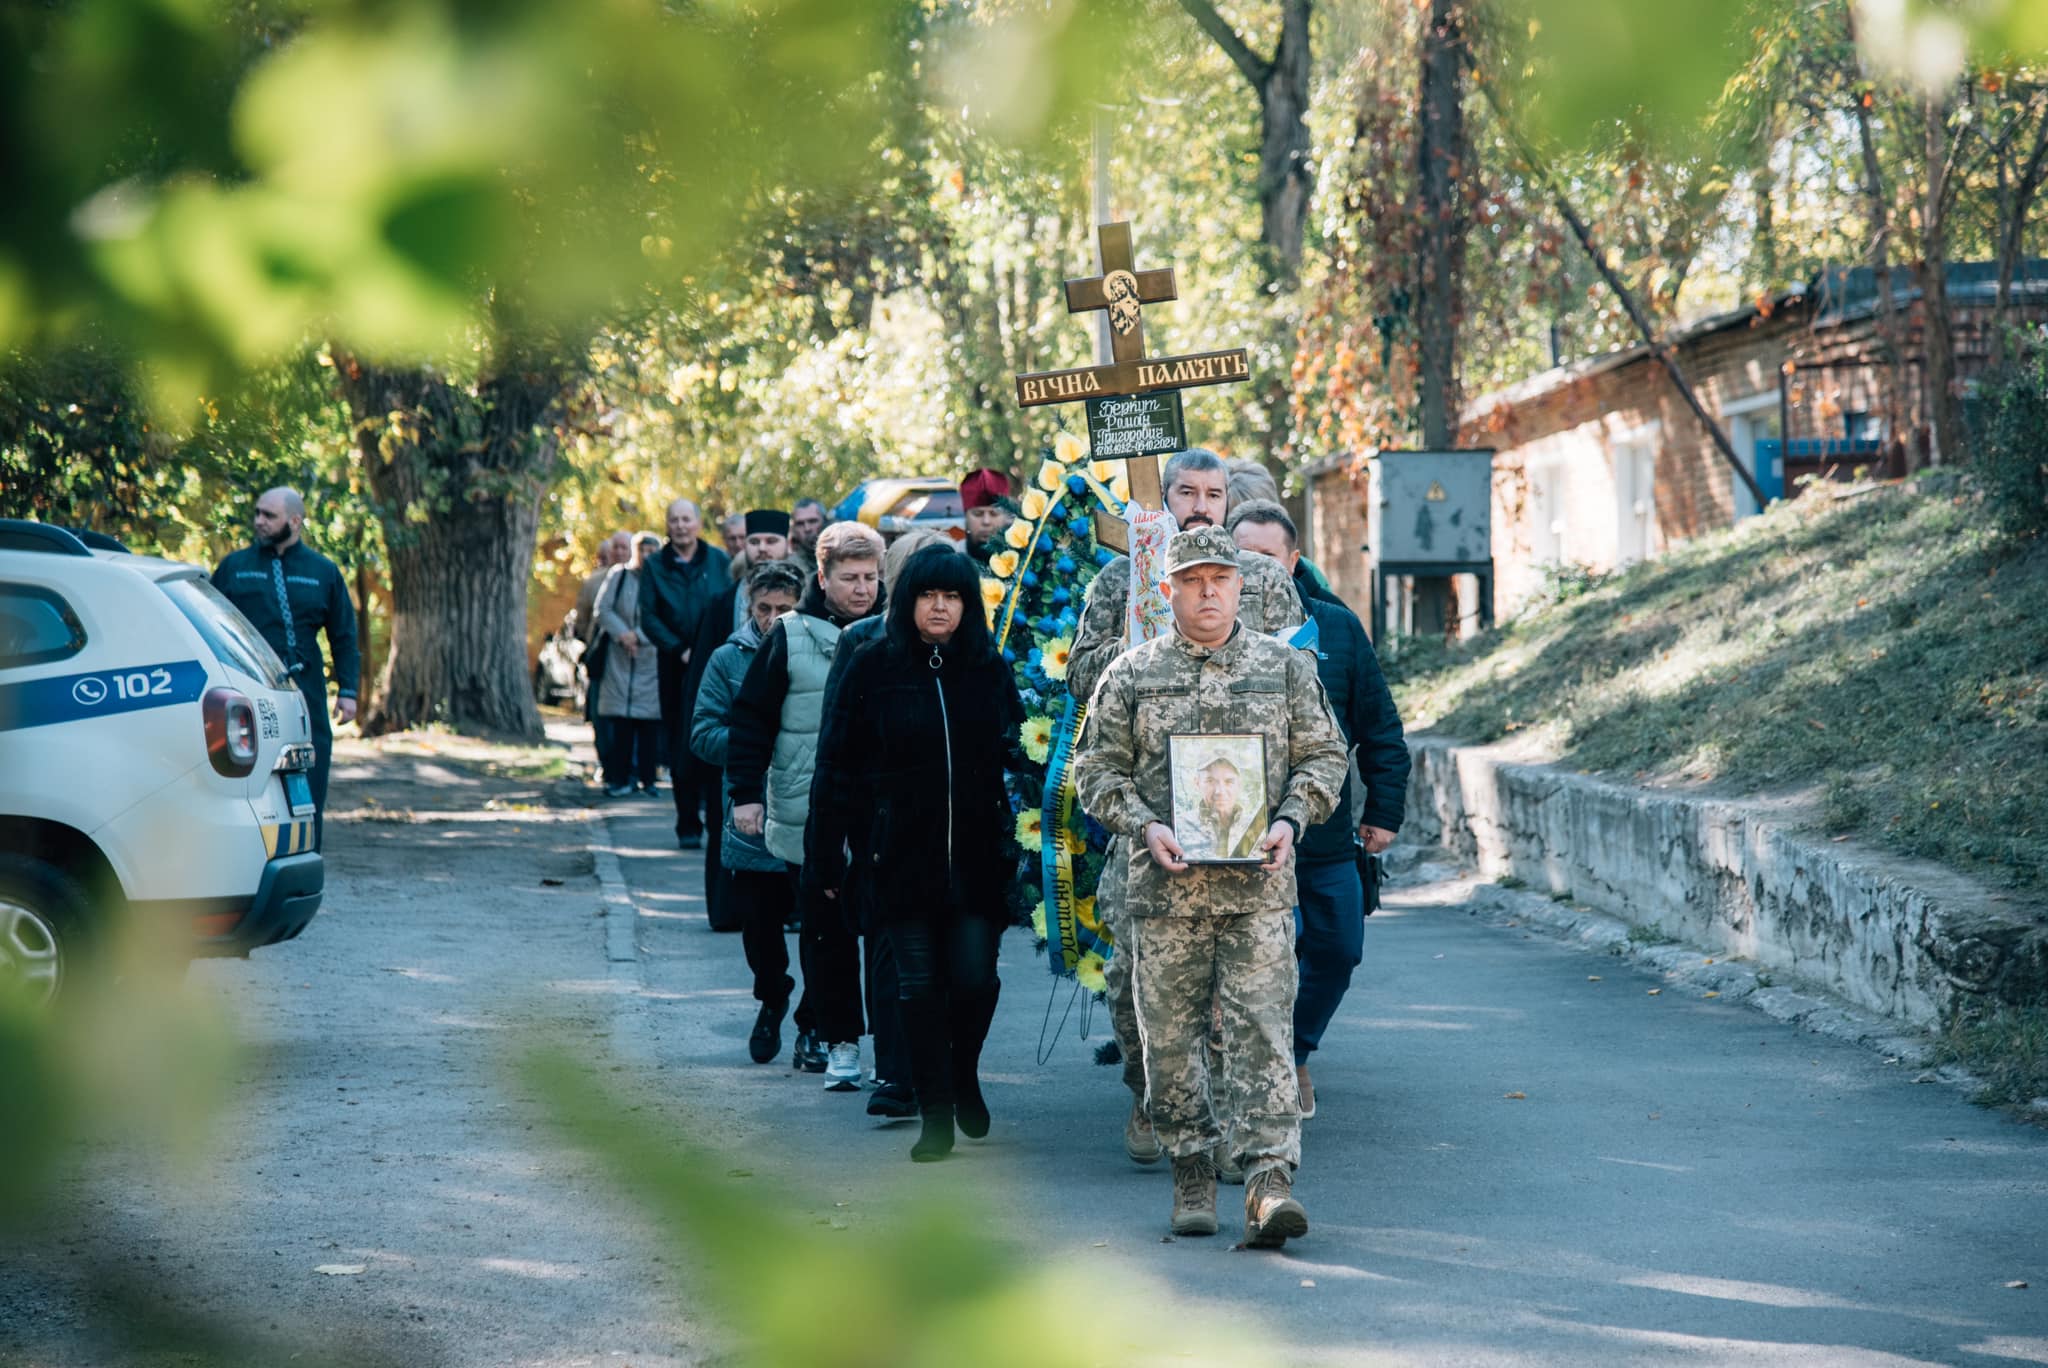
[1304,260,2048,624]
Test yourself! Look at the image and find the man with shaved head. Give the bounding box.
[638,496,730,848]
[212,485,361,846]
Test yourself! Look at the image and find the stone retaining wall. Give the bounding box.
[1405,737,2048,1030]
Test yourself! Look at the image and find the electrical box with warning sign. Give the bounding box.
[1366,450,1494,564]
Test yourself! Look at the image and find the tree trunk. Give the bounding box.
[1854,95,1911,471]
[1414,0,1464,450]
[1177,0,1315,286]
[334,354,565,741]
[1258,0,1314,284]
[1993,109,2048,362]
[1919,92,1963,468]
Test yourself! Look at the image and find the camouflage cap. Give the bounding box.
[1165,523,1242,576]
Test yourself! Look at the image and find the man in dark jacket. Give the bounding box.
[639,498,729,849]
[212,486,361,847]
[1231,502,1409,1120]
[685,510,793,929]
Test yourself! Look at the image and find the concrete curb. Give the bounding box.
[586,810,660,1065]
[1403,736,2048,1032]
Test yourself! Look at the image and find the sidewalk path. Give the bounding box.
[1,731,702,1368]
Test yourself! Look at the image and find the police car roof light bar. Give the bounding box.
[0,520,92,557]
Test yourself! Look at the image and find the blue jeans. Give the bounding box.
[1293,856,1366,1066]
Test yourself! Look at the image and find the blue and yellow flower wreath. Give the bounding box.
[981,432,1132,985]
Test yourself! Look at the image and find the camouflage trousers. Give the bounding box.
[1129,909,1301,1171]
[1098,839,1147,1100]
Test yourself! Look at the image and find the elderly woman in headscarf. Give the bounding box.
[593,531,668,797]
[808,544,1024,1162]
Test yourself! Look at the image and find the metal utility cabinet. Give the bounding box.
[1366,449,1496,642]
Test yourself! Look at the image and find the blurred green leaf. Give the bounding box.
[522,1045,1278,1368]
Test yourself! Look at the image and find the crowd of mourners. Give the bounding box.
[568,453,1409,1249]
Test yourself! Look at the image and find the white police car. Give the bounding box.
[0,521,324,1004]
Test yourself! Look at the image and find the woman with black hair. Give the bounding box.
[807,544,1024,1161]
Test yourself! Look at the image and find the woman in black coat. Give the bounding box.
[808,545,1024,1161]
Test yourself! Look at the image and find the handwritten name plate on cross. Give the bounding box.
[1085,392,1185,460]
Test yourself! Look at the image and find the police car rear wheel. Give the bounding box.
[0,857,89,1008]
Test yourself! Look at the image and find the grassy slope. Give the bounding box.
[1388,474,2048,893]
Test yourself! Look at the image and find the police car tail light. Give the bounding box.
[203,687,259,777]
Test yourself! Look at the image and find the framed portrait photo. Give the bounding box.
[1168,733,1271,865]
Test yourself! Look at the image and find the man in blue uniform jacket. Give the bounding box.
[212,486,361,845]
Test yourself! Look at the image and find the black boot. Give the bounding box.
[912,1106,955,1162]
[949,986,1000,1140]
[898,996,954,1159]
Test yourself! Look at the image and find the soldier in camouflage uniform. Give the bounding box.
[1066,448,1304,1172]
[1074,525,1347,1248]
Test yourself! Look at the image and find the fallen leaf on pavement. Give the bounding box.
[540,877,564,887]
[1646,989,1662,996]
[1300,1279,1317,1288]
[1587,976,1602,982]
[2007,1280,2029,1289]
[1503,1091,1527,1100]
[314,1264,366,1276]
[1704,991,1720,998]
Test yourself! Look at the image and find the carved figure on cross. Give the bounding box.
[1065,223,1177,365]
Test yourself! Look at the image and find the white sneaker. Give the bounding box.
[824,1042,862,1091]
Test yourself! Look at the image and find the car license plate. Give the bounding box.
[283,771,316,817]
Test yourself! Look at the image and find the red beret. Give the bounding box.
[960,468,1013,509]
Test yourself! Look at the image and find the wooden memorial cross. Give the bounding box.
[1014,221,1251,550]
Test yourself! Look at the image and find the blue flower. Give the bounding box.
[1095,548,1114,566]
[1022,571,1038,588]
[1057,556,1075,574]
[1052,588,1070,607]
[1002,649,1016,664]
[1066,474,1087,495]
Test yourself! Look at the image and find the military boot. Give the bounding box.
[1243,1165,1309,1250]
[1169,1153,1219,1237]
[1124,1101,1163,1165]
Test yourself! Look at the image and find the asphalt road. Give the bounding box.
[608,784,2048,1368]
[4,729,2044,1367]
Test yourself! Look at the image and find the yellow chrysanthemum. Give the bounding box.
[1035,460,1066,492]
[1030,904,1048,941]
[1089,459,1118,483]
[1076,951,1107,994]
[1015,807,1044,852]
[1075,894,1101,933]
[1111,473,1131,502]
[1020,488,1051,522]
[1040,635,1073,681]
[1053,431,1086,466]
[1004,519,1033,550]
[1021,714,1055,764]
[980,577,1008,611]
[989,550,1020,581]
